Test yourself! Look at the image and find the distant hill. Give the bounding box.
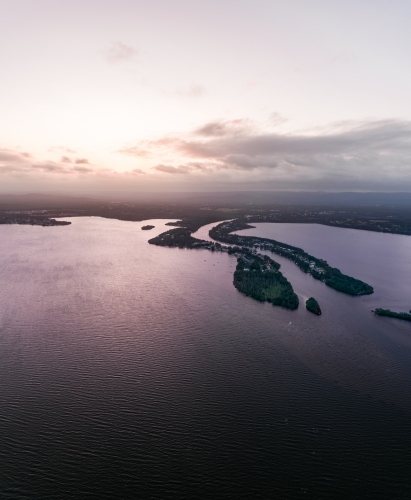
[123,191,411,207]
[0,193,101,210]
[1,191,411,209]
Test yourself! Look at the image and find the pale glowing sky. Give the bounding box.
[2,0,411,194]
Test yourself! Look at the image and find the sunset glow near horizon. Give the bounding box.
[2,0,411,195]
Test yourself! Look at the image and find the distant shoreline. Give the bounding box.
[0,216,71,227]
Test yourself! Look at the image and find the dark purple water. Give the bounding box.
[0,218,410,499]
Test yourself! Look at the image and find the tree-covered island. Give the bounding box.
[141,225,155,230]
[373,308,411,322]
[210,219,374,296]
[234,250,299,310]
[306,297,322,315]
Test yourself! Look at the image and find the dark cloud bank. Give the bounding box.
[2,118,411,194]
[122,118,411,191]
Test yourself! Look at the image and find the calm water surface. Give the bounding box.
[1,217,411,499]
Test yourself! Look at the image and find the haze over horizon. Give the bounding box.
[2,0,411,195]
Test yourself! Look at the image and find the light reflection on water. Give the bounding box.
[0,217,410,499]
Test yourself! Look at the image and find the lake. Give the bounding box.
[0,217,410,499]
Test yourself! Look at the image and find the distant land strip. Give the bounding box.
[0,216,71,226]
[2,194,411,237]
[373,308,411,322]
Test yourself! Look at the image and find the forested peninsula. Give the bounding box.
[210,220,374,296]
[148,223,299,310]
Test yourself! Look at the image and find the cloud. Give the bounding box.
[0,147,149,186]
[152,162,217,175]
[49,146,76,153]
[167,119,411,162]
[224,154,279,170]
[270,112,288,126]
[0,149,24,162]
[121,118,411,189]
[118,137,179,159]
[4,118,411,192]
[0,148,102,178]
[195,119,251,137]
[128,168,146,175]
[32,163,65,172]
[174,84,206,98]
[102,42,138,63]
[71,165,93,173]
[117,146,151,157]
[153,164,190,174]
[160,84,206,99]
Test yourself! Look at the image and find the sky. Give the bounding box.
[1,0,411,195]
